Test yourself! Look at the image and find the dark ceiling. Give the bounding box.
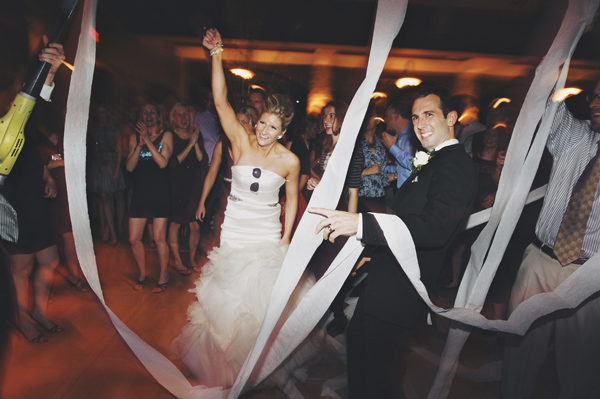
[3,0,598,112]
[6,0,599,82]
[96,0,600,60]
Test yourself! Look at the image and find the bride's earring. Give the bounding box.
[278,135,282,139]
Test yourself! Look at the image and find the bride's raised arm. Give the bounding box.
[203,29,248,151]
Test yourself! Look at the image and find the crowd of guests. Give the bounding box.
[0,36,523,399]
[2,60,521,342]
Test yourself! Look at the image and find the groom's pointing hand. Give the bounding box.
[309,207,359,243]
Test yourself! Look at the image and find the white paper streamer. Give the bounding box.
[64,2,192,398]
[464,185,546,231]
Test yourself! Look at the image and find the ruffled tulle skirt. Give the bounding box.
[171,242,321,390]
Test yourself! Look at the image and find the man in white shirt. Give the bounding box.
[502,80,600,399]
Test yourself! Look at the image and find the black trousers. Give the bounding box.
[347,299,414,399]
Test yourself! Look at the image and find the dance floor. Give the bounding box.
[0,238,557,398]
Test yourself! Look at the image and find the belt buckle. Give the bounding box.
[544,245,558,260]
[535,239,557,260]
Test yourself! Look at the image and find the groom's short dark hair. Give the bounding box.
[414,82,455,118]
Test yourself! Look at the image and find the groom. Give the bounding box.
[310,83,477,398]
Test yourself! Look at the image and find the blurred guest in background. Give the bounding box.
[356,102,391,213]
[381,101,416,194]
[452,93,486,154]
[126,103,173,293]
[444,125,510,289]
[87,102,126,244]
[194,90,221,165]
[168,102,208,274]
[247,87,267,116]
[307,100,360,214]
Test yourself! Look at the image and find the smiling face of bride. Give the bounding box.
[255,113,285,147]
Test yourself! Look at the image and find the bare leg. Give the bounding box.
[100,192,117,244]
[114,190,126,238]
[31,245,61,332]
[8,253,46,342]
[129,217,148,290]
[152,218,170,291]
[144,221,155,247]
[188,221,201,271]
[168,221,184,269]
[445,242,466,289]
[60,232,88,291]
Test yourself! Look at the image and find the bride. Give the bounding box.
[172,29,315,390]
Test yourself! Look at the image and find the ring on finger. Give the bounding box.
[327,225,333,232]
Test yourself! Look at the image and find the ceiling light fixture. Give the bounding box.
[395,77,421,89]
[230,68,255,79]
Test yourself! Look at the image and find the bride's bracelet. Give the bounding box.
[210,44,223,56]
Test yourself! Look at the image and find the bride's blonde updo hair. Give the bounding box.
[264,94,294,131]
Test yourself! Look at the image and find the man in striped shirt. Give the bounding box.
[502,80,600,399]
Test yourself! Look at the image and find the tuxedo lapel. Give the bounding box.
[397,145,459,188]
[393,144,463,207]
[399,159,427,191]
[403,167,424,187]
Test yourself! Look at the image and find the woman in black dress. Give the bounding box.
[126,103,173,293]
[167,102,208,273]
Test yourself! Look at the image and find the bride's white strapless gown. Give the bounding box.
[172,165,318,390]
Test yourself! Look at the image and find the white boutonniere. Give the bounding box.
[410,150,434,172]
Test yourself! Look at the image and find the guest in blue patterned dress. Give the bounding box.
[357,103,391,213]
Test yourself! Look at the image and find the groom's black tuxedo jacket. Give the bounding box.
[360,143,477,328]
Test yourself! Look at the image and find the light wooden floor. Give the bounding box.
[0,237,525,399]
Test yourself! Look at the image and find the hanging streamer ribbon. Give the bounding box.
[64,1,193,398]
